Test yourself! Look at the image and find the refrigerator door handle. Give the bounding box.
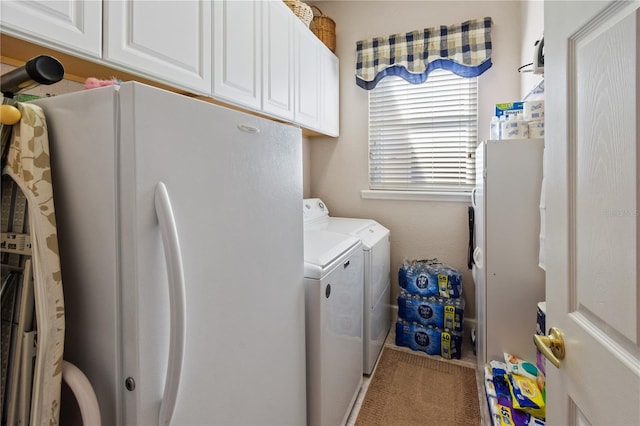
[473,247,483,269]
[154,182,186,426]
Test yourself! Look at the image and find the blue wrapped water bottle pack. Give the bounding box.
[397,290,465,332]
[395,318,463,359]
[398,258,462,298]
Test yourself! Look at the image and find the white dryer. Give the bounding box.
[303,198,391,375]
[303,229,364,426]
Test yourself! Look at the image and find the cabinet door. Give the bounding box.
[261,0,294,121]
[320,48,339,137]
[0,0,101,57]
[294,21,321,130]
[213,0,262,110]
[104,1,212,95]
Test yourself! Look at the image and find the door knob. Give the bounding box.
[533,327,565,368]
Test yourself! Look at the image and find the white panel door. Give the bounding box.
[0,0,101,57]
[213,0,262,110]
[262,0,294,120]
[104,0,212,95]
[544,1,640,424]
[320,47,340,137]
[294,19,321,130]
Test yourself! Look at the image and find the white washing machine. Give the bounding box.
[303,229,364,426]
[303,198,391,375]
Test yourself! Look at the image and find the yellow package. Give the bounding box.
[508,373,546,419]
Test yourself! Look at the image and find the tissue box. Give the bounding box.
[495,102,524,117]
[398,259,462,298]
[395,319,462,359]
[523,100,545,120]
[397,290,465,332]
[501,119,529,140]
[528,120,545,138]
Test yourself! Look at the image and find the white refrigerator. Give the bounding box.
[472,139,545,369]
[33,82,307,425]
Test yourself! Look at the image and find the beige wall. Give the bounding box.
[520,0,545,98]
[305,0,536,320]
[303,138,312,196]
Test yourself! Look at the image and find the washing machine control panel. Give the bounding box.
[303,198,330,223]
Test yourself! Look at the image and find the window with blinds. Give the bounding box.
[368,69,478,195]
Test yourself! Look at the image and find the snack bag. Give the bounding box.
[508,373,546,419]
[489,361,546,425]
[484,364,497,398]
[505,353,540,382]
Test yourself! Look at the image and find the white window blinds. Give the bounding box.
[368,69,478,194]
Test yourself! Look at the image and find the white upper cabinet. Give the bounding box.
[1,0,339,136]
[294,18,321,131]
[320,47,339,137]
[0,0,102,58]
[213,0,339,136]
[213,0,262,110]
[261,0,295,121]
[293,16,340,136]
[104,1,212,95]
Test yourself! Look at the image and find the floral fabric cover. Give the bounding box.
[4,102,64,425]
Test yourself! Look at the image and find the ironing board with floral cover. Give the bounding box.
[1,101,64,425]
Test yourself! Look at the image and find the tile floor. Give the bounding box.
[345,323,491,426]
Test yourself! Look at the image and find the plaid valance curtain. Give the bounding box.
[356,17,493,90]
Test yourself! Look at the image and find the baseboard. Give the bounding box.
[465,317,476,331]
[390,304,398,324]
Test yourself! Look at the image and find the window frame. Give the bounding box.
[365,70,479,202]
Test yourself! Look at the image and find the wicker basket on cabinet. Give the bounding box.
[310,6,336,53]
[283,0,313,27]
